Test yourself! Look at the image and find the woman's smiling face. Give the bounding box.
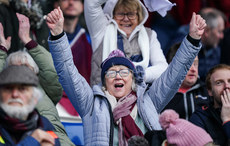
[113,8,139,38]
[105,65,133,99]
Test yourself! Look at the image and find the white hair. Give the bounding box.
[5,50,39,74]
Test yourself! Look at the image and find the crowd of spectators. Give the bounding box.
[0,0,230,145]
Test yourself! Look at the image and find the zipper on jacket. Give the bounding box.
[104,98,114,146]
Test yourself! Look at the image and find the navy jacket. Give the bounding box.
[190,106,230,146]
[163,79,210,120]
[0,114,60,146]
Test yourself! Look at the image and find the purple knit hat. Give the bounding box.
[159,109,213,146]
[101,50,135,83]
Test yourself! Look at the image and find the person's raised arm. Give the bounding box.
[47,7,94,117]
[84,0,108,52]
[46,7,64,36]
[17,13,63,104]
[148,12,206,113]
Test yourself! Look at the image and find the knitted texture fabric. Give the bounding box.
[0,65,38,86]
[101,49,135,83]
[159,109,213,146]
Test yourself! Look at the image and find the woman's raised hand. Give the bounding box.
[46,7,64,36]
[189,12,206,40]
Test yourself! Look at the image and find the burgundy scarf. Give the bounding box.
[113,91,144,146]
[0,108,40,143]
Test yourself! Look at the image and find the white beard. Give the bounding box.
[0,98,36,120]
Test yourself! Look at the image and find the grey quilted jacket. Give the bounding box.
[48,33,201,146]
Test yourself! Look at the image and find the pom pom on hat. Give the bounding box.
[104,49,125,59]
[159,109,213,146]
[159,109,179,129]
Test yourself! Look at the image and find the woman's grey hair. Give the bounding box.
[5,50,39,74]
[131,76,137,92]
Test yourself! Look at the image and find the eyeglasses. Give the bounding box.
[105,69,131,78]
[114,12,137,20]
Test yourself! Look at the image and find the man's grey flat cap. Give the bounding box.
[0,65,38,86]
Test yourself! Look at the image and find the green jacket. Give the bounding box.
[0,43,75,146]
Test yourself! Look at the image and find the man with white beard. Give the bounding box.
[0,65,60,146]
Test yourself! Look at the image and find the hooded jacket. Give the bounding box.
[84,0,168,85]
[163,79,210,120]
[48,32,201,146]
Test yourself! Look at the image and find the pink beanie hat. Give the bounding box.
[159,109,213,146]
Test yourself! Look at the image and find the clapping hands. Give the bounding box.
[0,23,11,50]
[16,13,32,44]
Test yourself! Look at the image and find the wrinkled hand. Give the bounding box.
[221,89,230,123]
[31,129,55,145]
[46,7,64,36]
[189,12,206,40]
[16,13,32,44]
[0,23,11,50]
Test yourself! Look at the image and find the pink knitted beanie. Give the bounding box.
[159,109,213,146]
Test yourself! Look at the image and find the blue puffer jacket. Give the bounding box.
[48,33,201,146]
